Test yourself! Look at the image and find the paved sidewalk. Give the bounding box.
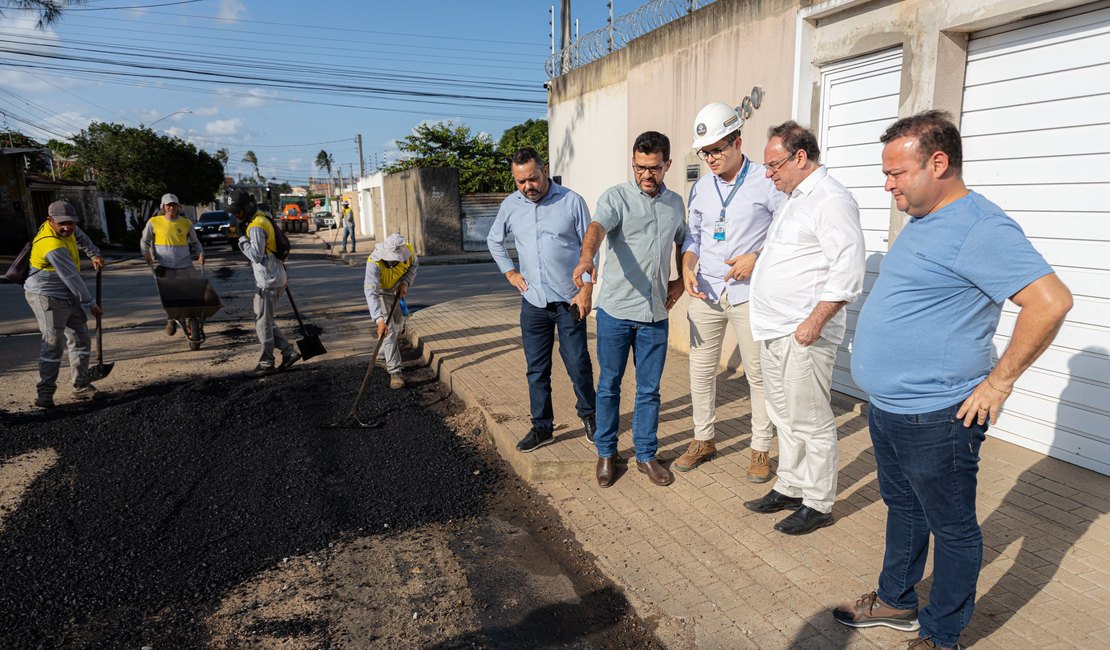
[407,293,1109,649]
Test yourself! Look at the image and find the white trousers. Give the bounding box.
[687,294,773,451]
[761,334,839,513]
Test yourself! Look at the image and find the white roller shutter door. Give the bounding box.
[962,4,1110,475]
[818,48,903,400]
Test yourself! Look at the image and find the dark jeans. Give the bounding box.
[520,299,596,431]
[869,401,988,648]
[594,308,668,462]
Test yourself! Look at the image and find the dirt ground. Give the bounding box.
[0,344,663,648]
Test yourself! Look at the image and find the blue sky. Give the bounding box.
[0,0,615,185]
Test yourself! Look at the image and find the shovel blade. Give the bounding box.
[77,362,114,385]
[297,336,326,360]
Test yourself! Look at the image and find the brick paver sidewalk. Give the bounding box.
[409,293,1109,649]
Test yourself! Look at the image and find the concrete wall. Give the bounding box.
[381,167,461,256]
[356,171,384,241]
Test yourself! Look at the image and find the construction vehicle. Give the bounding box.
[277,193,311,233]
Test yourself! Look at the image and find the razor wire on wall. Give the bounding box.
[546,0,717,78]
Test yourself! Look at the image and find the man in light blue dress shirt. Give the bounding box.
[487,147,597,454]
[573,132,687,489]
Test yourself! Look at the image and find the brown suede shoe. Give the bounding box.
[673,439,716,472]
[596,456,615,488]
[907,638,959,650]
[833,591,920,632]
[746,449,772,483]
[636,458,674,486]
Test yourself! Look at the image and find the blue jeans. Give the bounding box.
[342,226,356,251]
[594,309,668,462]
[520,299,596,431]
[869,401,988,648]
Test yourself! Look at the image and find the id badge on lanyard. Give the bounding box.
[711,158,751,243]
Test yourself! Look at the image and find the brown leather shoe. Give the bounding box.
[673,439,716,472]
[636,458,674,486]
[833,591,920,632]
[596,456,616,488]
[746,449,772,483]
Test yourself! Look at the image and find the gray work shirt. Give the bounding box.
[593,182,687,322]
[486,181,592,309]
[24,226,101,310]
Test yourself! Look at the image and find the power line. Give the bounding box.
[64,0,205,10]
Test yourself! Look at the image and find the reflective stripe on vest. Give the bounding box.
[370,243,416,290]
[247,212,277,255]
[29,221,79,272]
[150,215,193,246]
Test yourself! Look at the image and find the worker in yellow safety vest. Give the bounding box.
[23,200,107,408]
[140,192,205,337]
[364,233,418,389]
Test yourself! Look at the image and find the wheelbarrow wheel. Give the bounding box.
[188,317,202,350]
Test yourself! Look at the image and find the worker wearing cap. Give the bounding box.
[140,192,205,337]
[24,200,107,408]
[228,190,300,376]
[340,201,356,253]
[364,233,418,389]
[677,102,786,481]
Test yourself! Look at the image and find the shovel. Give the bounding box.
[341,294,401,427]
[284,281,327,360]
[78,268,114,383]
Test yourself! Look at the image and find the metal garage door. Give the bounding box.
[818,48,903,400]
[962,4,1110,475]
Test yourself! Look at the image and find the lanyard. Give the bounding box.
[712,157,751,220]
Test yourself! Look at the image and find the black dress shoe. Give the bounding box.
[596,456,615,488]
[581,414,597,445]
[743,489,803,513]
[517,427,554,453]
[774,505,834,535]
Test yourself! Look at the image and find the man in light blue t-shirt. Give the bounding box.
[836,111,1073,650]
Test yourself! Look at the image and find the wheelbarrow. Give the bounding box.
[151,265,222,351]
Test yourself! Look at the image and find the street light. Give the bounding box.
[148,109,192,127]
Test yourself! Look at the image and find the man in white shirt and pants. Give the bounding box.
[745,121,866,536]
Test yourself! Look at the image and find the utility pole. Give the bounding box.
[608,1,615,53]
[356,133,366,178]
[549,5,555,55]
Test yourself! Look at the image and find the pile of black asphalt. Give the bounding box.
[0,362,496,648]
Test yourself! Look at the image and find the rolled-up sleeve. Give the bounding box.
[816,195,866,304]
[682,185,703,257]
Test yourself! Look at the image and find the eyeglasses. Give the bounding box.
[632,163,666,176]
[697,142,733,161]
[765,151,797,172]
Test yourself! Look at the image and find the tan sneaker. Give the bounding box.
[389,372,405,389]
[746,449,772,483]
[673,439,716,472]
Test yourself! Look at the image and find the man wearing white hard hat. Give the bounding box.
[678,102,786,481]
[140,192,205,337]
[364,233,418,389]
[24,200,107,408]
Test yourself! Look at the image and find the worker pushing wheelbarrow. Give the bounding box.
[141,193,220,350]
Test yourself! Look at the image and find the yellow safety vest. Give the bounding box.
[29,221,79,272]
[149,215,194,246]
[371,243,416,290]
[246,212,277,255]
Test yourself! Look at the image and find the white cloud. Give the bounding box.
[287,158,304,172]
[216,0,246,21]
[205,118,243,136]
[216,87,277,108]
[164,127,184,138]
[192,106,219,117]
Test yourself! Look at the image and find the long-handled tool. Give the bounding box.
[344,295,401,427]
[284,281,327,360]
[77,268,114,383]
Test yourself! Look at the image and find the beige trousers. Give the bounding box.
[687,294,773,451]
[761,334,839,513]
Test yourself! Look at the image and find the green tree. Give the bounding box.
[497,119,548,163]
[46,137,86,180]
[242,150,263,182]
[214,147,229,176]
[70,121,224,217]
[0,1,84,28]
[385,120,505,193]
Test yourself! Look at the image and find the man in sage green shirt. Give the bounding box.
[573,131,687,489]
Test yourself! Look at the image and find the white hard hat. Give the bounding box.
[692,102,744,149]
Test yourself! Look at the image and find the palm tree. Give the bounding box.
[315,149,335,198]
[242,150,260,181]
[215,147,229,177]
